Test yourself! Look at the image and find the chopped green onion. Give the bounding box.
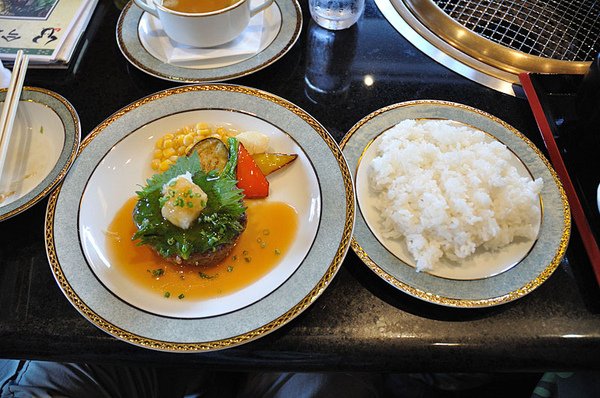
[199,272,217,279]
[151,269,164,278]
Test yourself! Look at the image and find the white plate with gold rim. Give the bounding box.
[116,0,301,83]
[341,100,570,308]
[45,84,354,351]
[0,87,80,222]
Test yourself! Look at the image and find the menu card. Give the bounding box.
[0,0,98,67]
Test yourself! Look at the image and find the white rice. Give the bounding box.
[369,119,543,271]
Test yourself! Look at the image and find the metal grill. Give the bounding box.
[434,0,600,61]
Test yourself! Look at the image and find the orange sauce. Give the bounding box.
[106,197,298,300]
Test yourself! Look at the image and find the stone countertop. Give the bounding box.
[1,0,599,371]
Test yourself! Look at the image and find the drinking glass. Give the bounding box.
[309,0,365,30]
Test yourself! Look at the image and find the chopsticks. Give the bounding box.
[0,50,29,183]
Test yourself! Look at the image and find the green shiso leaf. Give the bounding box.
[132,143,245,260]
[135,151,202,199]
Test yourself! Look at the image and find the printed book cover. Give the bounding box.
[0,0,97,64]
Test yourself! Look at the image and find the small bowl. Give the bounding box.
[0,87,80,221]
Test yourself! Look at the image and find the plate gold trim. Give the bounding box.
[341,99,570,307]
[45,84,354,351]
[0,86,80,222]
[116,0,302,83]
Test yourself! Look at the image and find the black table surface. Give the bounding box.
[1,0,600,372]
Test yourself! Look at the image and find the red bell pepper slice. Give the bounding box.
[236,143,269,198]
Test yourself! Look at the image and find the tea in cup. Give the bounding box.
[162,0,238,13]
[134,0,274,48]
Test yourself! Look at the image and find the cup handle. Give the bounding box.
[133,0,159,17]
[250,0,274,17]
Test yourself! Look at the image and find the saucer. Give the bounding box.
[116,0,302,82]
[138,4,277,69]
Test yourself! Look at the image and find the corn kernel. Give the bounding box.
[163,147,176,158]
[151,122,242,171]
[183,133,194,146]
[159,160,172,171]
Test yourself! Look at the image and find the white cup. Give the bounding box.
[134,0,274,48]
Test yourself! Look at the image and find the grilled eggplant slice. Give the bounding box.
[187,137,229,173]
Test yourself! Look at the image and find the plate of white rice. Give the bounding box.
[341,100,570,307]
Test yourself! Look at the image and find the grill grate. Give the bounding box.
[434,0,600,61]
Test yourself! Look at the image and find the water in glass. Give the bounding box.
[309,0,365,30]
